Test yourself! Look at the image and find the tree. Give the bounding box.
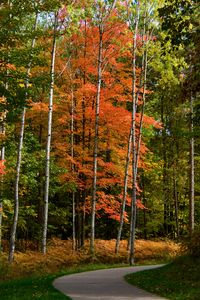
[158,0,200,235]
[42,11,58,255]
[90,0,117,256]
[8,10,39,264]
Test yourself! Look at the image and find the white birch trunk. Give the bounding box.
[42,13,57,254]
[8,13,38,263]
[90,0,117,257]
[115,127,132,254]
[116,14,148,255]
[129,1,140,266]
[90,24,103,256]
[135,35,148,175]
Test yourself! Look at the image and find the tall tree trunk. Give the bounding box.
[115,127,132,254]
[116,15,148,255]
[135,33,148,177]
[8,13,38,263]
[42,13,58,254]
[132,34,148,245]
[90,23,103,256]
[69,74,76,251]
[129,1,140,266]
[189,91,194,235]
[90,0,117,256]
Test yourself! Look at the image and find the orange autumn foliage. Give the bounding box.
[0,160,5,174]
[25,15,159,223]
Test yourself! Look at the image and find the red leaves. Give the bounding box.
[44,15,158,224]
[136,199,147,210]
[96,191,121,221]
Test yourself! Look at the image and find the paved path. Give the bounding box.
[53,265,168,300]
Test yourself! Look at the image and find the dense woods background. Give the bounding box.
[0,0,199,263]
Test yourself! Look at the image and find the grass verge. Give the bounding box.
[0,263,128,300]
[125,255,200,300]
[0,273,70,300]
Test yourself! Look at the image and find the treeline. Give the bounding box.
[0,0,199,264]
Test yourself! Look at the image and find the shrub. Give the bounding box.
[182,227,200,257]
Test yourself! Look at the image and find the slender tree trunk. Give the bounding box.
[189,91,194,235]
[135,10,146,110]
[8,13,38,263]
[129,1,140,266]
[116,16,148,255]
[132,35,148,246]
[135,35,148,176]
[115,127,132,254]
[90,24,103,256]
[42,13,57,254]
[90,0,117,256]
[69,74,76,251]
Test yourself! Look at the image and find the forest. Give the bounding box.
[0,0,199,266]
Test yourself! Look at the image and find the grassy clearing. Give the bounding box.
[125,255,200,300]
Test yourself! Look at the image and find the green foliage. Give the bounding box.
[158,0,194,46]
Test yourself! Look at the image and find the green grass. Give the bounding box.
[0,263,128,300]
[125,256,200,300]
[0,274,70,300]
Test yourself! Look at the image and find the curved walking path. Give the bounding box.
[53,265,168,300]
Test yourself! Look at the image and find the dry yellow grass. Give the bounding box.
[0,238,180,280]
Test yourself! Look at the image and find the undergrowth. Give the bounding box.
[0,238,180,281]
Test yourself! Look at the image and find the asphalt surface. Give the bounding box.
[53,265,168,300]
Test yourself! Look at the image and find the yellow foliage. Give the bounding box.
[0,238,180,281]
